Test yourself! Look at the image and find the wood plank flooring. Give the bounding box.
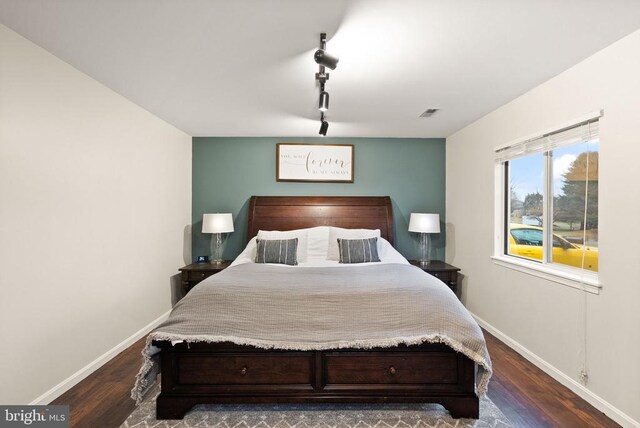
[51,331,620,428]
[484,333,619,428]
[50,337,145,428]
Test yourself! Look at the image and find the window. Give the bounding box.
[494,113,601,292]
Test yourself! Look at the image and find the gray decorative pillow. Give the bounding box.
[255,238,298,265]
[337,237,380,264]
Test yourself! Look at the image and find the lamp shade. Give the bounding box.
[408,213,440,233]
[202,213,234,233]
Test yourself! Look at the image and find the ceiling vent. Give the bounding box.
[419,108,439,118]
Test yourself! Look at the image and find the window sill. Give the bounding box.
[491,255,602,294]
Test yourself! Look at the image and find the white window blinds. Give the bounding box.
[495,115,600,163]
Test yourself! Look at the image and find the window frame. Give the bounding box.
[492,112,602,294]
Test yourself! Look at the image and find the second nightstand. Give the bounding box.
[179,261,232,296]
[409,260,461,295]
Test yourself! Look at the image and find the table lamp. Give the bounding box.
[202,213,234,263]
[408,213,440,265]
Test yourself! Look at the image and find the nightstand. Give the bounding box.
[409,260,461,295]
[179,261,232,296]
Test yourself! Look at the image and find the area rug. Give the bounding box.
[121,386,512,428]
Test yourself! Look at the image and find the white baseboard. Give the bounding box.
[30,310,171,405]
[472,312,639,428]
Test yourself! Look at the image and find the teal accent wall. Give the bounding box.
[193,137,446,261]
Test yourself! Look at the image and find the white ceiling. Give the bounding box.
[2,1,640,138]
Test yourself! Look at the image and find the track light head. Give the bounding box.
[319,120,329,136]
[314,49,339,70]
[319,91,329,112]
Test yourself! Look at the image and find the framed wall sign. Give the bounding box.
[276,143,354,183]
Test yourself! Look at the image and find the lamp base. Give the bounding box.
[210,233,225,264]
[417,232,433,266]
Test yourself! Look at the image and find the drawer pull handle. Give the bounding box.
[389,366,396,375]
[240,367,248,375]
[200,273,206,277]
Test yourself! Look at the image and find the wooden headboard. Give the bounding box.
[247,196,394,245]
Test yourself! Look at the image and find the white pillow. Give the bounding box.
[230,237,257,267]
[377,237,410,264]
[306,226,330,260]
[326,227,381,261]
[257,229,308,262]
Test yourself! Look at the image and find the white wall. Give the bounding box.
[0,25,192,404]
[447,29,640,425]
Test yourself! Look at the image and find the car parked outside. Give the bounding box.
[508,224,598,271]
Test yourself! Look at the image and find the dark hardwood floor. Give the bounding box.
[51,331,620,428]
[50,337,145,428]
[484,333,618,428]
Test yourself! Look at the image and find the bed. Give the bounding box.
[133,196,491,419]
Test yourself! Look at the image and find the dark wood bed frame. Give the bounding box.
[154,196,479,419]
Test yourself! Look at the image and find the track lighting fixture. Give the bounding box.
[314,49,339,70]
[319,113,329,136]
[315,33,337,136]
[319,91,329,112]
